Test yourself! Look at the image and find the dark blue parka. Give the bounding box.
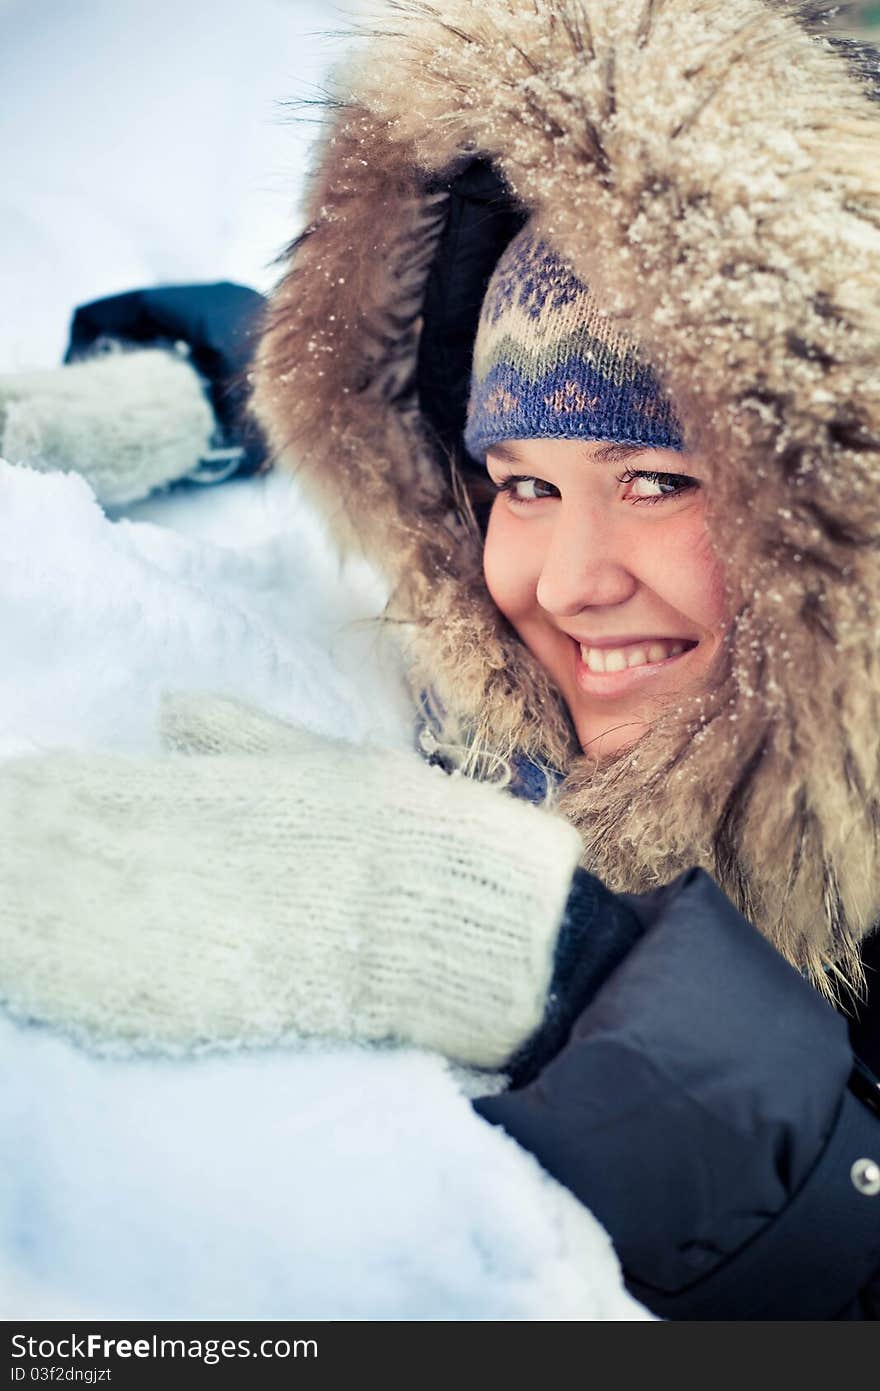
[70,1,880,1321]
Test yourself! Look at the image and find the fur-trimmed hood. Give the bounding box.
[251,0,880,993]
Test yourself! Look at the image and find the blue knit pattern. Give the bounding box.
[464,227,683,460]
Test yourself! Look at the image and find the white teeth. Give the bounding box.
[579,640,691,673]
[626,646,648,668]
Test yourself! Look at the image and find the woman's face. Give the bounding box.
[482,437,727,756]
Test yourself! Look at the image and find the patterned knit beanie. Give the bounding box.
[464,225,683,461]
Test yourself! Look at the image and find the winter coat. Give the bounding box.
[240,0,880,1319]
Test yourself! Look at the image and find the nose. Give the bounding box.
[534,501,637,618]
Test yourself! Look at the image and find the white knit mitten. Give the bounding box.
[0,695,583,1068]
[0,349,215,505]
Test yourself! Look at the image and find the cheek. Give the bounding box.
[646,513,728,635]
[482,503,541,623]
[691,527,728,633]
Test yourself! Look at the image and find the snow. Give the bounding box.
[0,1019,649,1320]
[0,0,356,372]
[0,462,415,759]
[0,0,651,1321]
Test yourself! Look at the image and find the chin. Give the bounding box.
[573,713,651,759]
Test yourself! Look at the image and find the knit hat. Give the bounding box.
[463,225,683,461]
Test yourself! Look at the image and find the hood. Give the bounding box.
[251,0,880,995]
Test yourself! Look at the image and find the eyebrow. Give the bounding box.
[486,440,652,467]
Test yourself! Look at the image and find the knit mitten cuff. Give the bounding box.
[505,867,647,1088]
[347,753,586,1066]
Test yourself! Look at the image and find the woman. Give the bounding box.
[2,0,880,1318]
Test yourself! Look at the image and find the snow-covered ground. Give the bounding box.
[0,0,651,1320]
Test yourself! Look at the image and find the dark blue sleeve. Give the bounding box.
[473,867,880,1320]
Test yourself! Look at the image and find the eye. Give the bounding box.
[617,469,700,505]
[494,474,560,504]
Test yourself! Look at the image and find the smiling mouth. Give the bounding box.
[577,637,698,673]
[573,637,697,695]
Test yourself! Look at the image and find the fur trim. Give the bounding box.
[252,0,880,996]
